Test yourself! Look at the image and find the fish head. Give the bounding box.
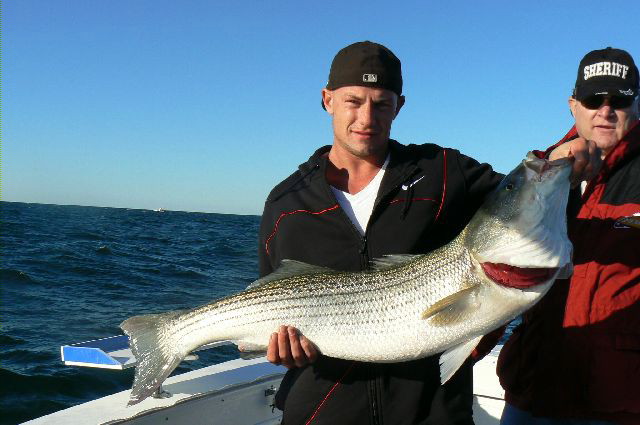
[465,152,573,288]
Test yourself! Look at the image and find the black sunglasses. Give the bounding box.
[580,94,635,110]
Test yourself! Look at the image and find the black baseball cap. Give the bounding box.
[322,41,402,109]
[573,47,639,101]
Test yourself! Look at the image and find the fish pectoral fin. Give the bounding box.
[246,260,335,290]
[439,335,483,384]
[236,341,267,360]
[421,286,478,324]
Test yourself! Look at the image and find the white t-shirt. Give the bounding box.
[330,156,390,236]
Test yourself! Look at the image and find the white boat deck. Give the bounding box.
[24,357,286,425]
[24,349,504,425]
[472,348,505,424]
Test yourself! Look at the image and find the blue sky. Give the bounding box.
[5,1,640,215]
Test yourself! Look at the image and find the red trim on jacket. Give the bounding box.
[435,149,447,222]
[265,205,340,255]
[304,362,355,425]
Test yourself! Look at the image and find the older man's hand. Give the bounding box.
[267,325,319,369]
[549,138,602,187]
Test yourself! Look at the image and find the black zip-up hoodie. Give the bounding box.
[258,140,501,425]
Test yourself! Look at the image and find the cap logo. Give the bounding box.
[363,73,378,83]
[620,88,635,96]
[583,61,629,81]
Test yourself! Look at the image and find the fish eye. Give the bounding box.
[505,183,515,191]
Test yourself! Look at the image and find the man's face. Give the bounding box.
[322,86,404,160]
[569,95,639,156]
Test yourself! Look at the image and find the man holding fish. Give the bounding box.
[498,47,640,425]
[258,41,601,425]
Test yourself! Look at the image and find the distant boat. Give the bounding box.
[153,208,167,212]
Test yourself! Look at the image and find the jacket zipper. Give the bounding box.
[359,236,369,269]
[363,171,419,425]
[369,365,381,425]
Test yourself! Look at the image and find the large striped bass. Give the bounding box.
[121,153,572,406]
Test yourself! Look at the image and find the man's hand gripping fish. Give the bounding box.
[121,153,573,406]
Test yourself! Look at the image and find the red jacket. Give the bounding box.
[497,121,640,425]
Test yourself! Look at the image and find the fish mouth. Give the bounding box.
[522,154,571,182]
[481,262,558,288]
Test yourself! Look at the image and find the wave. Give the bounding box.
[169,266,209,279]
[137,234,172,244]
[0,349,58,367]
[0,268,38,284]
[0,335,26,347]
[95,245,112,254]
[68,231,103,241]
[0,367,131,424]
[0,367,128,396]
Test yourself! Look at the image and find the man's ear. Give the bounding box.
[395,95,406,118]
[631,96,640,120]
[568,96,577,118]
[322,89,333,113]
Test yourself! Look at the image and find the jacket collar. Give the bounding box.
[599,120,640,180]
[298,140,422,192]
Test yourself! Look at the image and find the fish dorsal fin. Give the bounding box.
[439,335,483,384]
[369,254,420,271]
[421,285,479,324]
[246,259,334,290]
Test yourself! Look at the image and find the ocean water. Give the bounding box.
[1,202,261,424]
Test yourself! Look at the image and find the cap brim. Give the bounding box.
[575,83,636,100]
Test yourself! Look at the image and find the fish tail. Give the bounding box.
[120,311,187,406]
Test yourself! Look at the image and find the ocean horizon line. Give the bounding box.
[0,200,261,217]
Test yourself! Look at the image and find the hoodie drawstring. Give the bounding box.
[400,182,414,220]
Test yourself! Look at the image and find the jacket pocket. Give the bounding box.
[587,333,640,414]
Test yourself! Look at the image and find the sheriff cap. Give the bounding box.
[573,47,639,101]
[322,41,402,109]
